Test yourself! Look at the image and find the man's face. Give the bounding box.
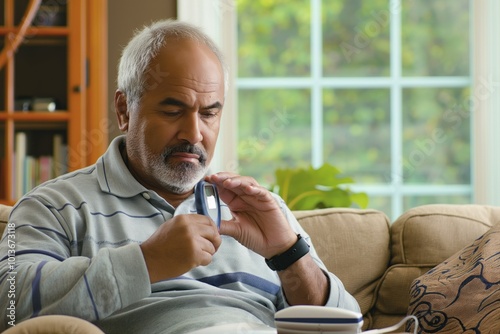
[117,38,225,195]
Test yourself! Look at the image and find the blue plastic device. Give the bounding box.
[194,180,221,229]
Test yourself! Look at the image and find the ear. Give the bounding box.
[115,90,129,132]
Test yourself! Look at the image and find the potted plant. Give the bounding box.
[271,163,368,210]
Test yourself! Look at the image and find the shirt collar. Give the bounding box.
[96,135,148,198]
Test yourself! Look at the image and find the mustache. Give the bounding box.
[162,144,208,164]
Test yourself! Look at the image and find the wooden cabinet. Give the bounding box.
[0,0,107,205]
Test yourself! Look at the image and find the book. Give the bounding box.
[15,132,27,199]
[53,134,68,177]
[39,156,53,184]
[12,132,68,199]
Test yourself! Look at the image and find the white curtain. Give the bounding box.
[473,0,500,205]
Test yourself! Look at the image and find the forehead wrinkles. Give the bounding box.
[142,61,224,105]
[151,76,222,103]
[160,40,222,81]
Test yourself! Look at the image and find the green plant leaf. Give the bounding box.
[272,163,369,210]
[289,190,325,210]
[350,192,369,208]
[315,188,350,208]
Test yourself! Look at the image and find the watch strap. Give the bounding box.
[265,234,310,271]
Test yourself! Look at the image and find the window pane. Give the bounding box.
[238,89,311,184]
[402,1,470,76]
[367,195,391,219]
[323,89,390,183]
[404,194,472,211]
[237,0,310,77]
[322,0,390,77]
[402,88,471,184]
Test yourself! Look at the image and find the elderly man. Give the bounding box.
[0,19,359,333]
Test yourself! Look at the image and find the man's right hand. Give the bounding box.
[139,214,222,283]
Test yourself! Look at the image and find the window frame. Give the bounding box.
[178,0,500,219]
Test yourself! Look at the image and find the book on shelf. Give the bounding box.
[53,134,68,177]
[15,132,27,199]
[13,132,68,199]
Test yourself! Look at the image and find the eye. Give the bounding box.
[161,110,182,117]
[201,109,220,119]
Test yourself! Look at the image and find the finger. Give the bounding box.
[197,230,223,266]
[195,215,220,235]
[199,251,216,266]
[208,173,258,190]
[218,218,241,239]
[223,177,259,190]
[199,216,223,249]
[228,185,276,209]
[206,172,238,182]
[242,184,271,198]
[217,178,266,201]
[173,214,221,247]
[199,236,217,255]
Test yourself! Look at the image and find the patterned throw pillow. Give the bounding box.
[406,223,500,333]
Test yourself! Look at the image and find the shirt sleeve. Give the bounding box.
[0,197,151,331]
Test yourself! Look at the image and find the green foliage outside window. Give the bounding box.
[237,0,471,213]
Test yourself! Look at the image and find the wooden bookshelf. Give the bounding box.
[0,0,108,205]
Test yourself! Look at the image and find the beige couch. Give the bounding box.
[1,203,499,333]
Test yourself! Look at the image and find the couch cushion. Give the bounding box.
[294,208,390,321]
[0,204,12,236]
[391,204,500,266]
[374,264,433,315]
[368,264,432,332]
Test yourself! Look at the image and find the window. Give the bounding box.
[237,0,470,219]
[178,0,500,220]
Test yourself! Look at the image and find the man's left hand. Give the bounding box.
[205,172,297,259]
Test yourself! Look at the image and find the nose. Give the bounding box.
[178,112,203,144]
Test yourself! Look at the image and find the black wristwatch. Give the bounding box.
[265,234,310,271]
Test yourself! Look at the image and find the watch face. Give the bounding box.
[204,185,217,209]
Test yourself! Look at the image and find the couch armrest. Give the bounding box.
[0,204,12,236]
[3,315,104,334]
[293,207,390,327]
[1,206,102,333]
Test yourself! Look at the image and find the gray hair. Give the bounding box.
[117,19,228,111]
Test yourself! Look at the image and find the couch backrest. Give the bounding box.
[391,204,500,265]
